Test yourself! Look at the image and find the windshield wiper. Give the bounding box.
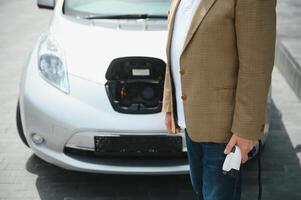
[83,14,167,20]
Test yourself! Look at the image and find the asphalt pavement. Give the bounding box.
[0,0,301,200]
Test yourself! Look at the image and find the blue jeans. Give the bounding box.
[185,129,242,200]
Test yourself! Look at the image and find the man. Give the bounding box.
[162,0,276,199]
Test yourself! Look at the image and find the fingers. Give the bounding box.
[176,127,182,133]
[224,136,236,154]
[241,148,249,164]
[241,143,256,163]
[165,121,172,133]
[164,112,182,134]
[165,113,172,134]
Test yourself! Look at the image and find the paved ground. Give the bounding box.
[0,0,301,200]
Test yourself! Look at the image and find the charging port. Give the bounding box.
[105,57,166,114]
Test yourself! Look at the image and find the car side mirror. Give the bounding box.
[37,0,56,10]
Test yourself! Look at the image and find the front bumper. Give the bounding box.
[30,140,188,175]
[19,51,189,174]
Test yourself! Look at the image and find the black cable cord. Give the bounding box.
[258,140,262,200]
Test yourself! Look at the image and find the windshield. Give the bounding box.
[63,0,172,18]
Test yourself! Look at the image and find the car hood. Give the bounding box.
[52,16,168,84]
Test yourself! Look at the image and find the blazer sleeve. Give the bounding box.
[162,62,172,113]
[231,0,277,140]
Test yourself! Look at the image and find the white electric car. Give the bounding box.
[16,0,272,175]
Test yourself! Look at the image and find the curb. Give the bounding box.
[275,39,301,101]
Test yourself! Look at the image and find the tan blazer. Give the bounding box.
[162,0,277,143]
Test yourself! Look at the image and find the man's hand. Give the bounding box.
[164,112,181,134]
[224,134,257,164]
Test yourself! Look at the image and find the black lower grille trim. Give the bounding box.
[64,147,187,159]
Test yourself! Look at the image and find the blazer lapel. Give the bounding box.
[180,0,217,57]
[166,0,181,64]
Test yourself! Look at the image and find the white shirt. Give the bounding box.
[170,0,201,128]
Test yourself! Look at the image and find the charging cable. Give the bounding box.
[257,140,262,200]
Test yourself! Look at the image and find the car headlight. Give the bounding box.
[38,33,70,94]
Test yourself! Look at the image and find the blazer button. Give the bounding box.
[179,69,185,75]
[181,95,187,101]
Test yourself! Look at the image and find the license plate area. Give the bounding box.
[94,135,183,157]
